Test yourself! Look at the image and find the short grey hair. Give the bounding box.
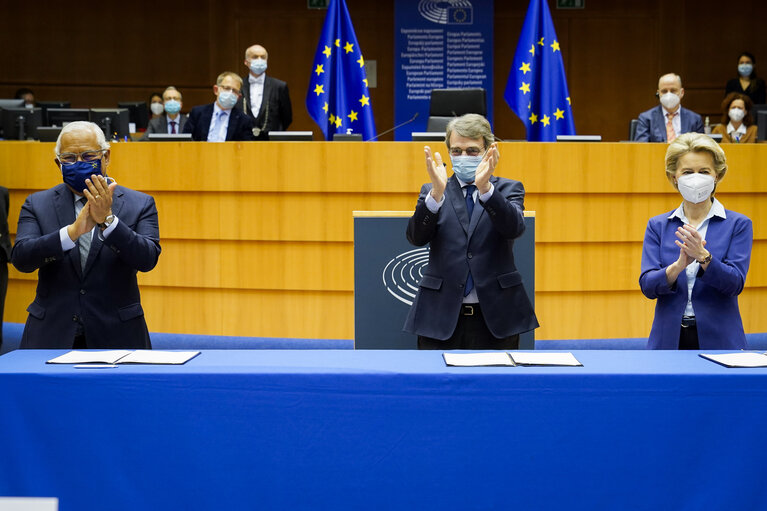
[163,86,182,100]
[665,132,727,186]
[54,121,110,155]
[445,114,495,149]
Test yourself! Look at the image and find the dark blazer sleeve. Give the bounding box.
[226,109,255,141]
[0,186,10,262]
[101,189,161,273]
[406,183,439,247]
[182,105,210,141]
[634,108,653,142]
[277,81,292,130]
[683,108,704,134]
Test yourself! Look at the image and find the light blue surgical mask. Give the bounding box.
[164,99,181,115]
[217,90,238,110]
[451,155,483,183]
[250,58,267,75]
[738,63,753,77]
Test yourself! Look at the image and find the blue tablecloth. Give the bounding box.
[1,350,766,510]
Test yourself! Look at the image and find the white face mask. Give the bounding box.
[677,173,715,204]
[659,92,681,110]
[150,102,164,116]
[728,108,745,122]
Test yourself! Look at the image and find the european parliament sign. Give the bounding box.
[393,0,494,140]
[354,212,535,349]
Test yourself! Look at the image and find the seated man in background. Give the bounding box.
[141,86,187,139]
[11,121,161,349]
[635,73,704,142]
[183,72,255,142]
[239,44,293,140]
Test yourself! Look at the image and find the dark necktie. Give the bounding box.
[170,121,177,134]
[464,185,476,296]
[76,197,91,271]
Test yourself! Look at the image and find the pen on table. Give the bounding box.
[73,364,118,369]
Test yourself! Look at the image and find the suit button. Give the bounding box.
[458,283,464,289]
[80,289,86,295]
[72,315,78,322]
[467,252,473,259]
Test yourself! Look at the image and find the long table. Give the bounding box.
[1,350,766,510]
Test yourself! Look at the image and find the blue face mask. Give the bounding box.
[217,90,238,110]
[738,63,753,77]
[250,58,267,75]
[61,159,102,194]
[450,155,483,183]
[164,99,181,115]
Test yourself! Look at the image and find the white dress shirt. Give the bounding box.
[249,73,266,117]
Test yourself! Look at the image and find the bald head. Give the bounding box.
[245,45,268,61]
[658,73,682,90]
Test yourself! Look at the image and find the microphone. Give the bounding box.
[369,112,419,141]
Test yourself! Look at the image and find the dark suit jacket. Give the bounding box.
[140,114,188,140]
[403,176,539,340]
[634,105,704,142]
[182,103,255,141]
[239,74,292,140]
[11,183,161,349]
[640,207,752,349]
[0,186,10,349]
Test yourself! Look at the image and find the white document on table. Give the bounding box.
[699,353,767,368]
[508,352,583,367]
[443,352,514,366]
[46,350,133,364]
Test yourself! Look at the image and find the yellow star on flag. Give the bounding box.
[538,37,544,46]
[357,56,364,68]
[554,108,564,120]
[335,39,340,47]
[329,113,336,124]
[551,40,560,52]
[322,102,328,113]
[529,113,538,124]
[315,64,324,76]
[519,82,530,94]
[344,42,354,54]
[363,78,368,87]
[528,44,535,57]
[567,97,571,105]
[359,94,370,107]
[541,115,551,127]
[334,116,343,128]
[348,110,358,122]
[313,84,324,96]
[519,62,531,74]
[323,46,332,58]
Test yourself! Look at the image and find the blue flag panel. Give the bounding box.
[306,0,376,140]
[504,0,575,141]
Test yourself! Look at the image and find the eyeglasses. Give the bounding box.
[57,149,106,165]
[449,147,483,157]
[218,85,241,95]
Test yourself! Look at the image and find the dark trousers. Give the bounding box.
[679,320,699,350]
[418,304,520,350]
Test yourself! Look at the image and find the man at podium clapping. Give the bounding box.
[403,114,538,350]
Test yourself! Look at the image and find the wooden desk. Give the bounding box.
[2,141,766,340]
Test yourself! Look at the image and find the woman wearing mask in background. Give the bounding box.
[725,52,766,105]
[712,92,757,143]
[148,92,164,123]
[639,133,752,350]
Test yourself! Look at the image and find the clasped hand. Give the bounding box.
[673,224,709,268]
[68,175,117,241]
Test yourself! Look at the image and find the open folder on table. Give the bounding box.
[46,350,200,365]
[443,352,582,367]
[699,352,767,368]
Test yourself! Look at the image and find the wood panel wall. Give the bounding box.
[2,1,766,141]
[2,141,766,341]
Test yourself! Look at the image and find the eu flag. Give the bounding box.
[504,0,575,141]
[306,0,376,140]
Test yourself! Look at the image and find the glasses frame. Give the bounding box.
[57,149,107,165]
[449,147,484,157]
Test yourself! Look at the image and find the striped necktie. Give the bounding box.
[75,197,92,271]
[666,112,677,142]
